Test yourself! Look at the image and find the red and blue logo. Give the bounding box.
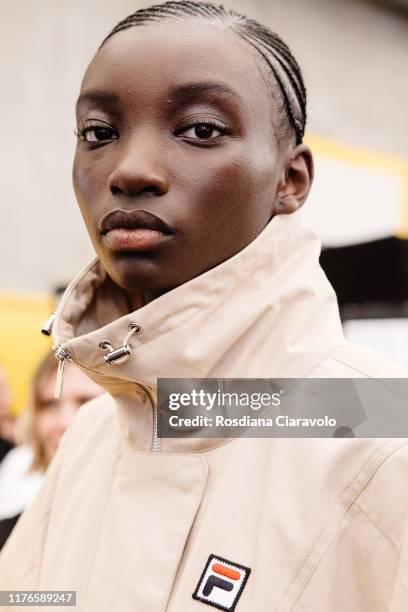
[193,554,251,610]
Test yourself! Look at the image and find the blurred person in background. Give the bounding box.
[0,351,102,550]
[0,366,15,463]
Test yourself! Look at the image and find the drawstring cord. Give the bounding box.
[99,322,142,364]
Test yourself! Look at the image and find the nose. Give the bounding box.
[108,130,169,198]
[57,401,78,432]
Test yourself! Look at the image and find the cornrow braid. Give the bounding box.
[100,0,307,144]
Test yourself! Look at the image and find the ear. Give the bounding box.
[276,144,314,214]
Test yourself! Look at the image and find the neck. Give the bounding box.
[126,288,166,311]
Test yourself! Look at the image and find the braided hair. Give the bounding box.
[100,1,307,145]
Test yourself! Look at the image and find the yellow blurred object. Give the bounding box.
[0,292,54,415]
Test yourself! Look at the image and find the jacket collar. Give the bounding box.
[52,211,344,452]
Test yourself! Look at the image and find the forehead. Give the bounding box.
[80,19,271,113]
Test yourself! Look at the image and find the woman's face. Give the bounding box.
[35,366,102,464]
[73,20,309,301]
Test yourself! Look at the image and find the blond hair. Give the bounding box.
[15,350,58,472]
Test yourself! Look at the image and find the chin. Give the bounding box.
[104,252,177,294]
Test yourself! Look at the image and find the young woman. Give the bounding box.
[1,2,407,610]
[0,351,102,550]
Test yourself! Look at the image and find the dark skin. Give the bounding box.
[73,20,313,310]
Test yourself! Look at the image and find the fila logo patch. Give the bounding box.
[193,554,251,611]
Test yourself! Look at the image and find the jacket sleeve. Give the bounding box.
[0,427,70,590]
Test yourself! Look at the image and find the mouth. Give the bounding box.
[100,209,174,252]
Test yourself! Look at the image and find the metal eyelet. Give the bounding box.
[99,339,113,351]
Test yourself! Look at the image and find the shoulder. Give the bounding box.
[0,445,43,520]
[0,445,34,476]
[311,340,408,378]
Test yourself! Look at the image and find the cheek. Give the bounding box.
[35,413,58,443]
[73,151,107,227]
[179,144,279,228]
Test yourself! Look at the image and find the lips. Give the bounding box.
[100,209,174,251]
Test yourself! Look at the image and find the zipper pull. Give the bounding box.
[54,346,71,399]
[54,358,66,399]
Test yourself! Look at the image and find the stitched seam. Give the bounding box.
[160,455,208,612]
[129,267,264,352]
[328,355,372,378]
[354,501,399,551]
[304,341,345,379]
[190,341,348,455]
[289,439,408,608]
[79,442,121,612]
[72,302,203,371]
[329,355,408,389]
[328,357,408,403]
[273,439,407,612]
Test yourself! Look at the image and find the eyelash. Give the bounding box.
[75,117,229,146]
[74,122,117,144]
[175,117,228,139]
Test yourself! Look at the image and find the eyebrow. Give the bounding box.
[76,90,121,112]
[166,81,243,106]
[76,81,242,113]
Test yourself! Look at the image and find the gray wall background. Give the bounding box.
[1,0,407,291]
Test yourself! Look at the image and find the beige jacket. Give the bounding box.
[1,211,407,612]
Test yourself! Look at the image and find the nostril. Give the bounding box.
[110,183,163,197]
[139,185,162,197]
[110,185,123,196]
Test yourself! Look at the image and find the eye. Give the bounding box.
[76,121,118,144]
[176,119,227,141]
[39,399,59,412]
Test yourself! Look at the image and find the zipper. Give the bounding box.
[54,344,160,452]
[139,383,160,453]
[54,344,73,398]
